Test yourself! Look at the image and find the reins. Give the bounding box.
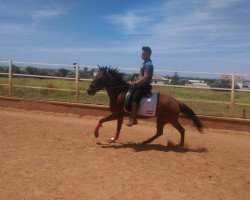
[109,85,130,89]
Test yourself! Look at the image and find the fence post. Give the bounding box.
[8,60,13,96]
[230,73,235,117]
[75,63,79,102]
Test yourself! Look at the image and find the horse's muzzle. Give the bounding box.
[87,88,95,96]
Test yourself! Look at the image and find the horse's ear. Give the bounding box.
[104,66,108,72]
[98,65,100,70]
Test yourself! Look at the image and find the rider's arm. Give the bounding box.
[132,72,149,85]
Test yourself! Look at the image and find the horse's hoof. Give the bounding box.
[178,143,184,147]
[109,137,116,143]
[94,132,99,138]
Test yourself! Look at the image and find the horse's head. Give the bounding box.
[87,66,110,95]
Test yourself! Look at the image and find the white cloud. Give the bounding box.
[0,4,67,35]
[32,9,65,22]
[209,0,239,9]
[105,10,156,34]
[36,46,137,54]
[0,23,38,35]
[104,0,250,56]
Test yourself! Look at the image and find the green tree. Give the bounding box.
[12,65,21,74]
[67,71,76,78]
[79,68,94,79]
[37,68,49,76]
[170,72,180,85]
[59,68,69,77]
[0,66,8,73]
[25,66,38,75]
[211,79,239,89]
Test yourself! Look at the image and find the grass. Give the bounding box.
[153,86,231,102]
[0,77,250,118]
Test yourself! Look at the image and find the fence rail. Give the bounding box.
[1,60,250,118]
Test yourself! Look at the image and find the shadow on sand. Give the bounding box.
[97,141,208,153]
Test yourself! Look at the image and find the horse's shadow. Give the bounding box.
[97,142,208,153]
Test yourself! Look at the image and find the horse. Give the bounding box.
[87,66,204,146]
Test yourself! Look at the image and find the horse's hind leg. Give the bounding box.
[171,120,185,146]
[142,120,166,145]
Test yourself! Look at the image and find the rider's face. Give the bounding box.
[141,51,149,60]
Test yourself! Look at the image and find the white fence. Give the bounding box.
[0,60,250,118]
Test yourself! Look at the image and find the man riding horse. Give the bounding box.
[87,47,203,145]
[126,46,154,127]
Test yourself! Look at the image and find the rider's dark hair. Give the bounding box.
[142,46,152,56]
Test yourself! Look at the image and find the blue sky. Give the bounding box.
[0,0,250,74]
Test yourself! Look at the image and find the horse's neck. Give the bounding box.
[106,85,122,99]
[106,84,128,104]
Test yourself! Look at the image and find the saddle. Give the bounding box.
[124,86,158,117]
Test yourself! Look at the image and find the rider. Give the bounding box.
[126,46,154,127]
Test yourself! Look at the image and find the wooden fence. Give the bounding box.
[0,60,250,118]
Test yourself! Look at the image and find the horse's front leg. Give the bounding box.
[94,114,117,138]
[110,114,124,143]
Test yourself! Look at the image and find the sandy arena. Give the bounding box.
[0,107,250,200]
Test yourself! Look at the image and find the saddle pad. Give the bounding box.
[125,93,158,117]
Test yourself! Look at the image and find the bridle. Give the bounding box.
[90,69,130,93]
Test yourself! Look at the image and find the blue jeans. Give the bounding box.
[131,82,151,106]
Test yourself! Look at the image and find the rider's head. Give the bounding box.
[141,46,152,60]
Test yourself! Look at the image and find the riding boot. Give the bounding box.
[126,102,138,127]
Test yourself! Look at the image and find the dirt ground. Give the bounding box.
[0,107,250,200]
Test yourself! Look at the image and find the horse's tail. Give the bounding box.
[178,102,204,133]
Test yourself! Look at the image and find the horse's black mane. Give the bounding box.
[107,67,130,86]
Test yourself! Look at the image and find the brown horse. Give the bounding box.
[87,67,204,146]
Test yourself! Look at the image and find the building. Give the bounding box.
[152,75,169,85]
[185,79,210,88]
[221,74,244,81]
[243,81,250,88]
[221,74,245,88]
